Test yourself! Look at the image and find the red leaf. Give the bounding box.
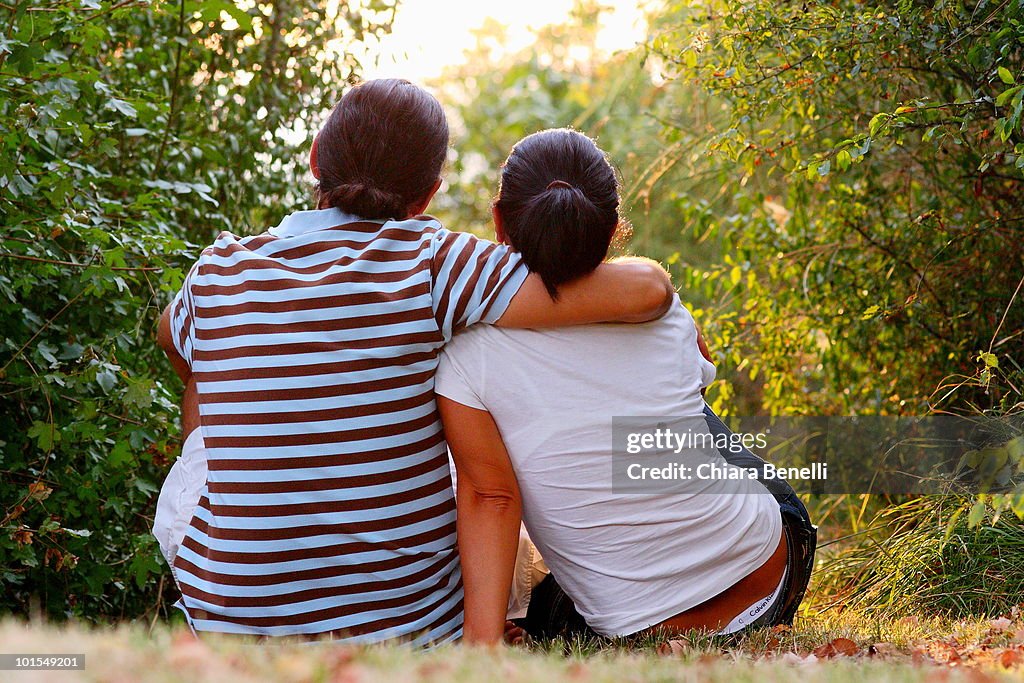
[813,637,861,658]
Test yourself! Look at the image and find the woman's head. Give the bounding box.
[312,79,448,220]
[494,129,620,298]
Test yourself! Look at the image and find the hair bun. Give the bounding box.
[545,179,575,191]
[321,182,406,219]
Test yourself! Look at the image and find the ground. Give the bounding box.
[4,610,1024,682]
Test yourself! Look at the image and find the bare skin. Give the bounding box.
[437,397,523,645]
[156,308,198,437]
[154,139,679,646]
[651,530,786,635]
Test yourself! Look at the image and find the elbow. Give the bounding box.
[158,304,191,383]
[622,261,675,323]
[463,485,521,516]
[157,305,175,357]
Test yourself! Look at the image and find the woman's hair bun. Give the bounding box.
[545,180,575,191]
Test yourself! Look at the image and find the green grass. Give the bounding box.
[819,497,1024,617]
[8,499,1024,681]
[3,609,1023,682]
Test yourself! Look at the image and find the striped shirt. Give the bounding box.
[166,208,528,644]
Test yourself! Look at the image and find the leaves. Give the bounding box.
[105,98,137,118]
[0,0,397,622]
[813,637,861,658]
[27,482,52,501]
[27,421,60,451]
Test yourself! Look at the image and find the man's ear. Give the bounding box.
[407,177,443,217]
[309,134,320,180]
[492,204,508,245]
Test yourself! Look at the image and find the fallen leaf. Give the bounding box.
[780,652,819,665]
[869,642,898,658]
[657,640,687,657]
[813,637,860,659]
[928,640,963,665]
[1000,649,1023,668]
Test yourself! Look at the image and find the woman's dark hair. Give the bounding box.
[315,79,448,220]
[494,128,621,298]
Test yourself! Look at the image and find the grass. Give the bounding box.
[819,497,1024,617]
[7,497,1024,681]
[3,608,1024,682]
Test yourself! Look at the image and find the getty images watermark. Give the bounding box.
[623,424,827,484]
[611,413,1023,495]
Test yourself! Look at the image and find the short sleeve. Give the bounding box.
[435,336,487,410]
[699,357,717,389]
[168,262,199,368]
[430,228,528,340]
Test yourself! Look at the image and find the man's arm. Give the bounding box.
[437,396,522,646]
[696,325,713,363]
[158,304,200,436]
[496,256,674,328]
[158,304,190,383]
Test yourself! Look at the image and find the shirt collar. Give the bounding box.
[268,207,372,238]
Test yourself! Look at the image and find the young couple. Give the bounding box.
[152,78,815,646]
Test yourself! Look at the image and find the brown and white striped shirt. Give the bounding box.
[166,208,527,644]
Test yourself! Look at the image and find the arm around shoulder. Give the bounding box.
[496,256,675,328]
[603,256,676,323]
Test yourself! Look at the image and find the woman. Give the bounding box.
[153,82,676,644]
[435,129,816,644]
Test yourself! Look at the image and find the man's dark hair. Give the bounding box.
[494,129,620,298]
[315,79,449,220]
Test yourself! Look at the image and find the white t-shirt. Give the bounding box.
[435,296,782,637]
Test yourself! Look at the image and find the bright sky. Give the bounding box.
[362,0,650,82]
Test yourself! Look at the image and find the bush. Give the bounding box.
[648,0,1024,416]
[0,0,395,621]
[821,495,1024,617]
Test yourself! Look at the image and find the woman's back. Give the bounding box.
[435,297,782,637]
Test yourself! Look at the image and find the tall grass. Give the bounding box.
[819,496,1024,617]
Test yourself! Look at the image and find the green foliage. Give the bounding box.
[649,0,1024,417]
[3,0,1022,625]
[0,0,394,621]
[821,496,1024,617]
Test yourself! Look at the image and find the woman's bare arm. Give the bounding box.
[437,396,522,646]
[497,257,674,328]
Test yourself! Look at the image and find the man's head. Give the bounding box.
[311,79,448,220]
